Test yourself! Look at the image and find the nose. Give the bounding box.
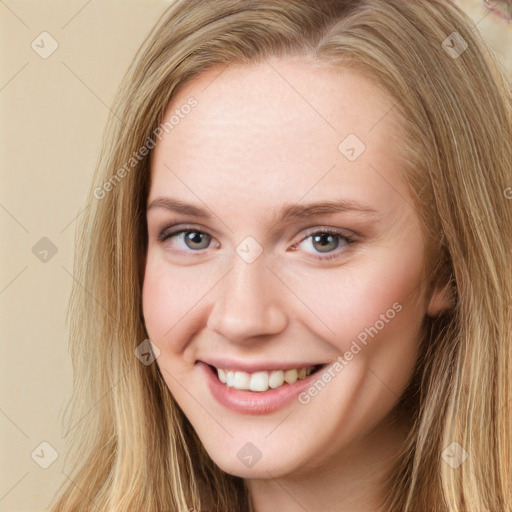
[206,255,289,342]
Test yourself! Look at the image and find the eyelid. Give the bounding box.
[296,225,358,243]
[157,223,212,242]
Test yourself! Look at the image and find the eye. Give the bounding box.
[157,226,217,252]
[293,228,356,260]
[157,224,357,261]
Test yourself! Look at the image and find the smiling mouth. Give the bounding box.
[206,363,327,392]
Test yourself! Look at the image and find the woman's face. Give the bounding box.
[142,59,449,479]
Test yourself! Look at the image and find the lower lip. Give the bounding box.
[197,361,324,415]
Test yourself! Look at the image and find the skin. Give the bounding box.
[142,58,451,512]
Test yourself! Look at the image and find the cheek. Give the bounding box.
[279,241,427,377]
[142,251,218,355]
[142,263,176,343]
[142,258,200,388]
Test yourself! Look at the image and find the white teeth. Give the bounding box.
[284,369,298,384]
[216,365,316,392]
[268,370,284,389]
[249,371,269,392]
[233,371,250,390]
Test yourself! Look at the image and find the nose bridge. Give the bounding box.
[206,252,288,341]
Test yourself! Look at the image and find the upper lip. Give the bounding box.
[197,358,328,373]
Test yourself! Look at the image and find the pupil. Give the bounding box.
[186,231,209,249]
[313,233,338,253]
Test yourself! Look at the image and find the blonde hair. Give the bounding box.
[51,1,512,510]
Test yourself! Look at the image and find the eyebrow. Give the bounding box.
[147,196,381,225]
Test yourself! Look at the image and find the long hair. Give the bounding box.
[51,1,512,510]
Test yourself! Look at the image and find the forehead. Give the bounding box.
[149,59,407,224]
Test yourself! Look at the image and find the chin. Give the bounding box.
[200,438,308,480]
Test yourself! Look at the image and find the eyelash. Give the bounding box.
[156,225,357,261]
[290,227,357,260]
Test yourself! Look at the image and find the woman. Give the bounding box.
[51,0,512,510]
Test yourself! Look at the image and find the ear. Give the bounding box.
[427,278,455,316]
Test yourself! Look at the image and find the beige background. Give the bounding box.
[0,1,510,511]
